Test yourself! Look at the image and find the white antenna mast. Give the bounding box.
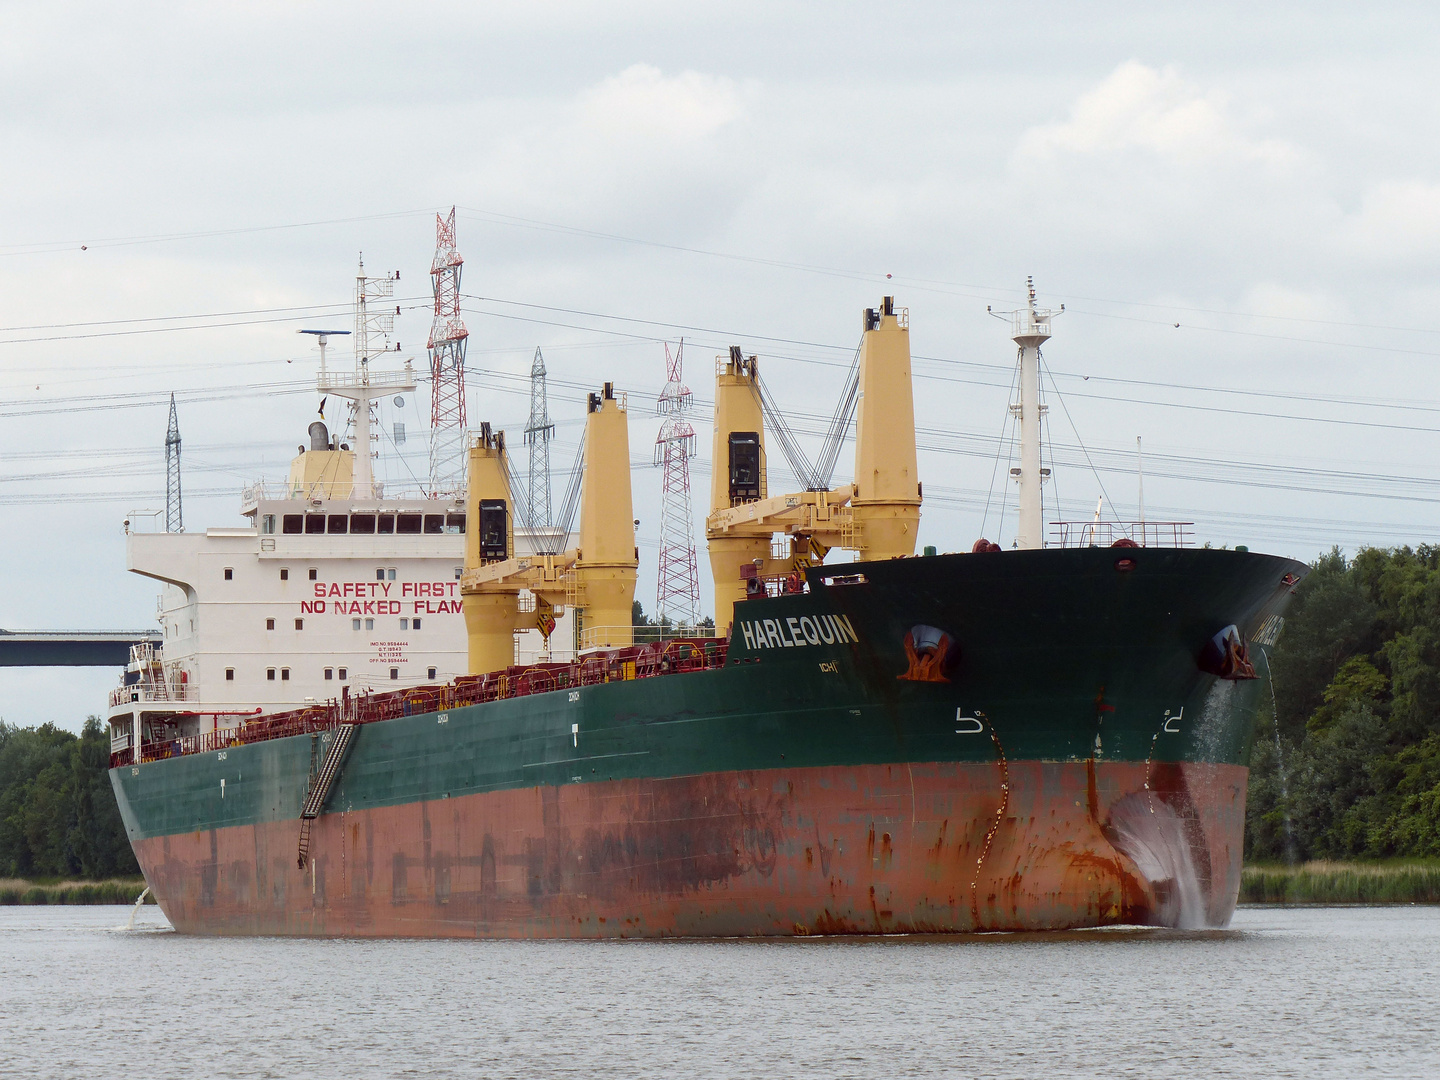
[1137,436,1145,527]
[989,277,1062,550]
[299,256,414,501]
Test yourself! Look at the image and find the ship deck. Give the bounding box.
[111,636,728,768]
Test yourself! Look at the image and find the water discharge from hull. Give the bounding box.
[1105,794,1211,929]
[114,886,151,932]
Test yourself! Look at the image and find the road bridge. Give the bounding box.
[0,630,162,667]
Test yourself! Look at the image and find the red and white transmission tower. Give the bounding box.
[654,341,701,628]
[428,207,468,496]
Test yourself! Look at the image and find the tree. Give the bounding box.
[0,718,138,879]
[1248,544,1440,861]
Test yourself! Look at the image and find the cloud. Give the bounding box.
[579,64,743,143]
[1240,282,1340,323]
[460,65,752,236]
[1017,60,1296,166]
[1344,180,1440,261]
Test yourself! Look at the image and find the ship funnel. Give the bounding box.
[851,296,920,560]
[308,421,329,452]
[575,386,637,649]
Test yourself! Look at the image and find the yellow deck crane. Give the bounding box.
[460,383,639,673]
[706,297,920,637]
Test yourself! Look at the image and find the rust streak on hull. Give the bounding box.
[138,760,1248,938]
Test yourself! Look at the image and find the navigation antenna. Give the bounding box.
[654,341,701,629]
[352,254,402,487]
[164,393,183,533]
[989,277,1062,550]
[525,347,556,547]
[428,208,469,496]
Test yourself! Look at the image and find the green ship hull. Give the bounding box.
[111,547,1303,936]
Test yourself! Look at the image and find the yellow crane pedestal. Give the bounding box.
[460,386,639,673]
[573,384,638,650]
[851,297,920,561]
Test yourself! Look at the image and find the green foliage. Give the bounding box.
[1240,861,1440,904]
[1309,656,1387,733]
[0,717,138,880]
[1247,545,1440,861]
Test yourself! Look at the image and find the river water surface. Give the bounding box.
[2,905,1435,1078]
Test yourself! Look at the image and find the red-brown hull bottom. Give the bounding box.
[136,760,1247,937]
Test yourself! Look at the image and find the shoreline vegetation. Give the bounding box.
[0,877,153,905]
[1239,860,1440,905]
[3,864,1439,906]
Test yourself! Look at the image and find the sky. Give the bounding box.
[4,1,1440,728]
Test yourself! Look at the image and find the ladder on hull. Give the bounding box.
[297,723,356,869]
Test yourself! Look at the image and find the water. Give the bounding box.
[3,906,1437,1079]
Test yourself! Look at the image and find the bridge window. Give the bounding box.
[295,618,304,630]
[338,667,348,680]
[266,618,275,631]
[350,513,376,534]
[446,512,466,534]
[305,514,326,534]
[423,514,444,534]
[324,668,333,680]
[327,515,348,534]
[279,568,289,581]
[261,514,276,534]
[223,567,233,580]
[377,513,395,534]
[267,668,276,681]
[282,514,303,534]
[397,513,422,534]
[225,668,234,681]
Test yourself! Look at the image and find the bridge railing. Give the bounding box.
[1048,521,1194,548]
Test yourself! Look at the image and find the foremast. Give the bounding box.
[992,279,1062,550]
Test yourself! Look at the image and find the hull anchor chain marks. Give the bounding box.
[968,711,1009,929]
[297,723,357,869]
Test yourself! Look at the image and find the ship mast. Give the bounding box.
[997,279,1061,550]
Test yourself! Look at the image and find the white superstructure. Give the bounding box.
[106,383,573,763]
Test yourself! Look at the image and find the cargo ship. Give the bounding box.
[108,288,1305,936]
